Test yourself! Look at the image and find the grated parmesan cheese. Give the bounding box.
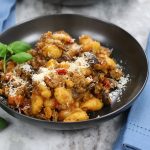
[8,76,27,96]
[32,67,49,85]
[117,75,130,89]
[32,67,56,85]
[109,74,130,103]
[68,55,90,72]
[19,63,32,72]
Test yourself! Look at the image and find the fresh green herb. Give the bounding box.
[0,117,8,129]
[7,45,13,54]
[3,54,6,73]
[0,43,7,57]
[11,52,32,63]
[9,41,31,54]
[0,41,32,73]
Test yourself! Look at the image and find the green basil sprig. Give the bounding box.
[0,41,32,73]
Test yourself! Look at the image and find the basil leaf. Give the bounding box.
[10,52,32,63]
[0,42,7,57]
[0,117,8,129]
[7,45,13,54]
[9,41,31,54]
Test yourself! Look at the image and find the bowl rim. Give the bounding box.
[0,13,148,125]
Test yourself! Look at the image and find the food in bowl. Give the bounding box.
[0,31,125,122]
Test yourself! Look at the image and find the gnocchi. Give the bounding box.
[81,98,103,111]
[54,87,73,105]
[43,44,62,58]
[31,94,43,115]
[64,109,89,122]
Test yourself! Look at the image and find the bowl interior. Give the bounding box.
[0,14,148,126]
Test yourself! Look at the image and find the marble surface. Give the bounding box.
[0,0,150,150]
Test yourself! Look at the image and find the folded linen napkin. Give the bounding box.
[114,35,150,150]
[0,0,16,32]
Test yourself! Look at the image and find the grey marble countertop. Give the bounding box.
[0,0,150,150]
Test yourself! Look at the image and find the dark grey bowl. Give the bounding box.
[0,14,148,130]
[48,0,99,6]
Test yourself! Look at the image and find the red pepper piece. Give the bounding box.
[56,69,67,75]
[103,79,111,89]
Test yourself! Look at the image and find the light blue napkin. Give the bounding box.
[114,35,150,150]
[0,0,16,32]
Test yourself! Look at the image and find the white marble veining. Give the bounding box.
[0,108,122,150]
[0,0,150,150]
